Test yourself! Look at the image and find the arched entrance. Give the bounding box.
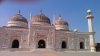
[80,42,84,49]
[61,41,67,48]
[12,40,19,48]
[38,40,46,48]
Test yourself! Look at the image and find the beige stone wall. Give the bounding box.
[55,31,90,50]
[0,27,29,48]
[0,26,90,51]
[29,24,55,49]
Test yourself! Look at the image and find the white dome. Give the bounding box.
[87,10,92,13]
[74,29,78,32]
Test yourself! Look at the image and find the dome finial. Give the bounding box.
[17,10,20,15]
[59,14,61,17]
[40,9,43,14]
[59,14,62,20]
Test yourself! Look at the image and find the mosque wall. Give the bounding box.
[0,27,10,48]
[29,24,55,49]
[55,30,90,50]
[0,26,91,51]
[0,27,29,48]
[77,33,90,49]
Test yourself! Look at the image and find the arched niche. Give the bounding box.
[80,42,84,49]
[61,41,67,48]
[38,40,46,48]
[12,40,19,48]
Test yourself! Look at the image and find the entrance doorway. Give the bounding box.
[38,40,46,48]
[80,42,84,49]
[62,41,67,48]
[12,40,19,48]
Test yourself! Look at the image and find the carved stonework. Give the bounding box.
[0,21,91,51]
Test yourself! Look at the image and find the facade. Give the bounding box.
[0,10,96,52]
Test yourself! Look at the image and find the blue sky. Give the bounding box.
[0,0,100,43]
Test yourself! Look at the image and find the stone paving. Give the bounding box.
[0,49,100,56]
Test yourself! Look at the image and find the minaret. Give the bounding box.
[53,15,56,25]
[86,10,96,52]
[28,12,32,47]
[30,12,32,24]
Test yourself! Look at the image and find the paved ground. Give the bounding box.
[0,49,100,56]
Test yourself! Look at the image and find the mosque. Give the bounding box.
[0,10,96,52]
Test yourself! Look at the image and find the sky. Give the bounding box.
[0,0,100,43]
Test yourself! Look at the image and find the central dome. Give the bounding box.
[31,13,51,25]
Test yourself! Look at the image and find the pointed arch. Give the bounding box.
[12,40,19,48]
